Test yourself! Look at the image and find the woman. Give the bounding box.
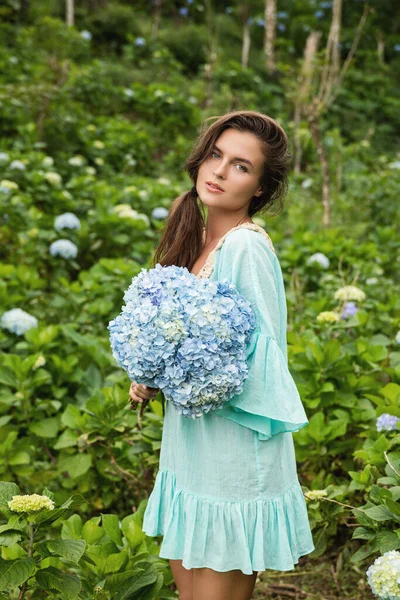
[129,110,314,600]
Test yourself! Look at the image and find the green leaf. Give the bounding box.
[351,527,375,541]
[36,566,81,599]
[0,368,16,389]
[61,515,83,540]
[113,570,158,600]
[54,430,79,449]
[101,514,123,546]
[29,417,60,439]
[384,498,400,520]
[46,539,86,564]
[375,531,400,553]
[0,558,35,591]
[121,514,145,549]
[82,518,105,545]
[364,505,395,522]
[0,482,20,512]
[382,383,400,404]
[58,453,92,479]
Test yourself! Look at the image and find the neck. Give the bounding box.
[204,207,253,243]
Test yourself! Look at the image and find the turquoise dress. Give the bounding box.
[142,223,315,574]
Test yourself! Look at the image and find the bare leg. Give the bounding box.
[193,567,258,600]
[169,559,193,600]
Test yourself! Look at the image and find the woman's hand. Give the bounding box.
[129,381,159,409]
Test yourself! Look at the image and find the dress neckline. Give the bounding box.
[194,222,275,279]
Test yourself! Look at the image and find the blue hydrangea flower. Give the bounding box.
[376,413,400,432]
[225,6,233,14]
[277,11,288,18]
[81,30,92,40]
[179,7,189,16]
[135,37,146,46]
[278,23,286,31]
[247,17,254,25]
[49,239,78,259]
[10,160,26,170]
[256,18,265,27]
[108,264,256,419]
[1,308,38,335]
[152,207,169,220]
[340,301,358,319]
[54,212,81,231]
[315,10,325,18]
[395,44,400,52]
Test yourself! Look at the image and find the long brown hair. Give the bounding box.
[151,110,292,272]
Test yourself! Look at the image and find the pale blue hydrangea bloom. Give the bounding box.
[278,23,286,31]
[394,44,400,52]
[315,10,325,18]
[10,160,26,170]
[340,301,358,319]
[135,37,146,46]
[54,212,81,231]
[306,252,330,268]
[366,550,400,599]
[302,178,313,189]
[81,30,92,40]
[376,413,400,432]
[256,18,264,27]
[152,207,169,220]
[396,331,400,344]
[124,88,135,98]
[108,264,256,419]
[179,7,189,16]
[389,161,400,169]
[277,11,288,18]
[49,239,78,259]
[0,152,9,164]
[1,308,38,335]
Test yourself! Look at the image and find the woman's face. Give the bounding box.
[196,128,265,212]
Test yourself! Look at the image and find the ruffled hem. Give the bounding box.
[142,469,315,575]
[213,332,309,441]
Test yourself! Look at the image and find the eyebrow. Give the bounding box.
[212,144,254,169]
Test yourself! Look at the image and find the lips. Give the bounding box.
[206,181,224,191]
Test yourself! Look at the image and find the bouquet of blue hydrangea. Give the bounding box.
[108,263,256,419]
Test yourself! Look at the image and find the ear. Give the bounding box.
[254,187,263,197]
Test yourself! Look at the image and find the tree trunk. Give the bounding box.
[242,21,251,69]
[264,0,276,74]
[309,110,331,227]
[66,0,74,26]
[151,0,162,41]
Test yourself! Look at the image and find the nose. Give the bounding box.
[213,163,227,179]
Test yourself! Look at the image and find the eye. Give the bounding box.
[211,150,248,172]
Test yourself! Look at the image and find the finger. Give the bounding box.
[129,392,144,403]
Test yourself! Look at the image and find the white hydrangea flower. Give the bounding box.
[301,178,313,189]
[307,252,330,268]
[154,89,165,98]
[152,207,169,219]
[68,155,86,167]
[395,330,400,345]
[42,156,54,167]
[304,489,328,500]
[1,308,38,335]
[86,125,96,132]
[316,311,340,324]
[0,179,19,190]
[334,285,366,302]
[113,205,149,225]
[93,140,105,149]
[33,355,46,370]
[366,277,378,285]
[8,494,55,513]
[54,212,81,231]
[389,161,400,169]
[94,158,104,166]
[367,550,400,600]
[44,172,62,186]
[138,190,148,199]
[86,167,96,175]
[124,88,134,98]
[157,177,171,185]
[0,152,10,164]
[10,159,26,170]
[49,239,78,259]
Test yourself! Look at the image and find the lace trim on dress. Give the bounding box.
[196,222,276,280]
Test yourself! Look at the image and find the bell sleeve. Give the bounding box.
[212,228,309,441]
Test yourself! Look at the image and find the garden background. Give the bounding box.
[1,0,400,598]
